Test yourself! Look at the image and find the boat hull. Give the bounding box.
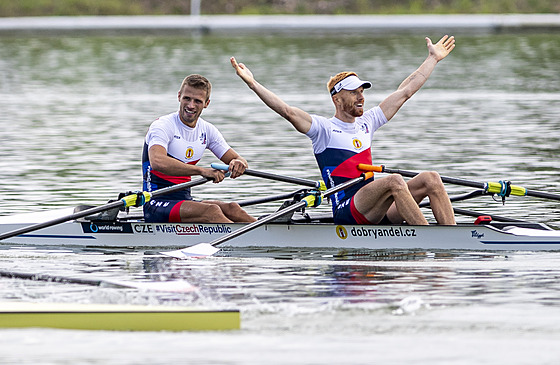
[1,208,560,251]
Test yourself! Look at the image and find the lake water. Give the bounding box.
[0,29,560,364]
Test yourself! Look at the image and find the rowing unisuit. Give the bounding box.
[306,106,388,215]
[142,111,231,200]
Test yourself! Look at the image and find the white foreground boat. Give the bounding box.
[1,206,560,251]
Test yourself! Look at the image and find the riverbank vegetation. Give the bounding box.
[1,0,558,17]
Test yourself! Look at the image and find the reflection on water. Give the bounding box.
[4,247,558,311]
[2,243,560,363]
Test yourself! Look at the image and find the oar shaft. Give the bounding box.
[0,270,103,286]
[525,189,560,201]
[210,200,308,247]
[359,164,560,201]
[245,169,320,188]
[419,190,486,208]
[322,173,374,196]
[238,190,305,207]
[205,172,374,248]
[0,200,123,240]
[0,177,212,241]
[210,163,323,188]
[382,167,486,190]
[452,208,527,223]
[150,177,212,199]
[0,269,192,291]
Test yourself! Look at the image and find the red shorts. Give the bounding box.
[143,199,185,223]
[333,196,372,225]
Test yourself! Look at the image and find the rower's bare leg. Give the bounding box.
[203,200,257,223]
[354,174,429,225]
[400,171,456,225]
[179,201,233,223]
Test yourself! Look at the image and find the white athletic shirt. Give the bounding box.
[146,111,230,164]
[142,111,231,198]
[306,106,388,208]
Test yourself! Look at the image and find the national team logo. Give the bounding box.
[336,225,348,240]
[352,138,362,149]
[361,124,370,134]
[185,147,194,159]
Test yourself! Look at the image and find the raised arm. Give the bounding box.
[379,35,455,121]
[231,56,312,134]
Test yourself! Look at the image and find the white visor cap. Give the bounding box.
[330,75,372,96]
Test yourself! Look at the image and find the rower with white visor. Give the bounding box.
[232,35,457,226]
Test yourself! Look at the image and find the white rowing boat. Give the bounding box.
[1,206,559,252]
[1,166,559,254]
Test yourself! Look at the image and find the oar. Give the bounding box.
[451,208,527,223]
[0,177,213,241]
[0,269,196,293]
[237,189,309,207]
[419,190,486,207]
[161,172,375,259]
[416,191,526,223]
[210,163,325,190]
[358,164,560,202]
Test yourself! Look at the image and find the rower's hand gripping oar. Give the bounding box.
[210,163,326,190]
[161,171,375,259]
[0,176,214,241]
[357,164,560,203]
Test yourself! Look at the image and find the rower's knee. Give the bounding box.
[197,203,228,223]
[386,174,409,193]
[221,202,242,215]
[419,171,445,193]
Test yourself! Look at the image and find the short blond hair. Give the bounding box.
[180,74,212,101]
[327,71,358,93]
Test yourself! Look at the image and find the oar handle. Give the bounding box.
[210,163,325,190]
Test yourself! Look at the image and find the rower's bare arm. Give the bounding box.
[148,145,225,183]
[379,35,455,121]
[231,56,312,134]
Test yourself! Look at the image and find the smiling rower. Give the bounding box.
[231,35,457,226]
[142,74,256,224]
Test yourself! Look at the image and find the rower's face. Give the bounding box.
[337,87,365,117]
[177,85,210,127]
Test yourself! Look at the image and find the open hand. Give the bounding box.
[426,35,455,62]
